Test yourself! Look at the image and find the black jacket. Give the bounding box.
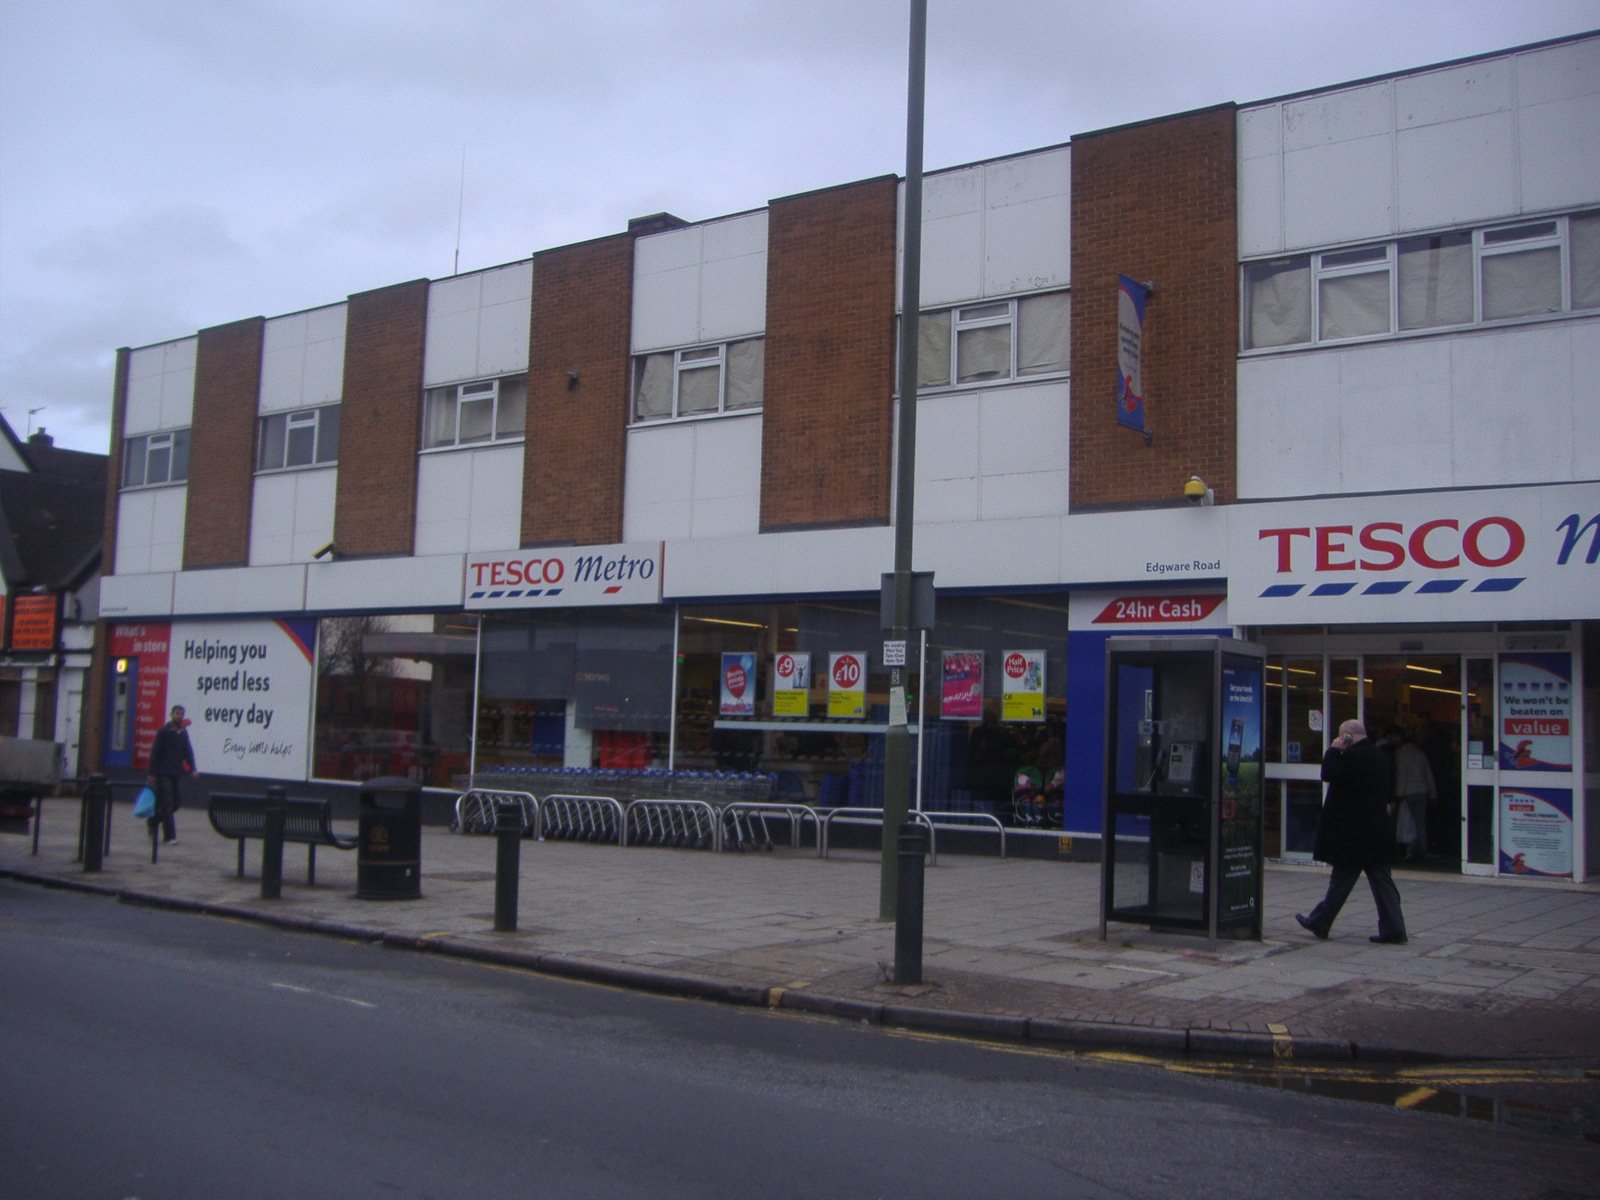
[1313,738,1397,869]
[149,722,196,777]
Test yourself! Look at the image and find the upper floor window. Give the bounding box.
[632,337,764,423]
[258,404,340,471]
[911,290,1070,390]
[1243,209,1600,351]
[422,375,527,449]
[122,429,189,488]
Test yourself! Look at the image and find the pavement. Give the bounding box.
[5,797,1600,1065]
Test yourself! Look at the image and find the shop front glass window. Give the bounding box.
[676,594,1069,823]
[313,614,478,787]
[475,607,675,773]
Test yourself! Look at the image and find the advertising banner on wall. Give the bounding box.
[719,652,756,717]
[940,650,984,720]
[1000,650,1045,722]
[1227,482,1600,625]
[465,541,664,610]
[1498,653,1573,772]
[108,623,172,769]
[9,594,59,650]
[1219,663,1265,924]
[827,652,865,719]
[772,652,810,717]
[164,619,318,781]
[1115,274,1148,434]
[1499,787,1573,878]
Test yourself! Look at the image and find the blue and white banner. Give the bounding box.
[1116,274,1148,433]
[1499,787,1573,878]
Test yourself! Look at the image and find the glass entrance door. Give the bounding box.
[1363,655,1463,868]
[1265,650,1496,873]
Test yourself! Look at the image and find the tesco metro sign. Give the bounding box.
[1227,484,1599,624]
[464,541,664,610]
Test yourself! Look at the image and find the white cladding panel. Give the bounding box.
[123,338,197,435]
[913,381,1070,524]
[903,147,1071,308]
[414,443,524,556]
[1238,318,1600,498]
[632,212,768,353]
[248,467,337,565]
[114,486,187,575]
[423,261,533,387]
[1239,38,1600,255]
[259,304,346,414]
[623,413,761,542]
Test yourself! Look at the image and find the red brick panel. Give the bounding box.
[760,176,899,531]
[522,234,634,547]
[334,279,429,556]
[1070,105,1238,509]
[184,317,264,567]
[86,348,131,772]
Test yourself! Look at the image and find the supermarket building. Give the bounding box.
[89,33,1600,882]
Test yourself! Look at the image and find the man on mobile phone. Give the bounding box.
[1295,719,1408,944]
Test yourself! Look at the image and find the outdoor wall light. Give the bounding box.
[1184,476,1215,507]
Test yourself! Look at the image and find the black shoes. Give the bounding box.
[1295,913,1328,940]
[1370,932,1409,944]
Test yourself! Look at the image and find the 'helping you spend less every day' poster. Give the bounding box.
[163,619,318,781]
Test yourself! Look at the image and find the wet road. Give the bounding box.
[2,880,1595,1199]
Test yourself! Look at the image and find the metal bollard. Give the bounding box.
[894,822,926,984]
[82,775,108,874]
[261,785,286,900]
[493,800,522,933]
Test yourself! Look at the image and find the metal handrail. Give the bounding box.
[624,798,719,852]
[455,789,538,837]
[820,808,937,865]
[720,802,823,856]
[539,794,626,847]
[920,810,1007,858]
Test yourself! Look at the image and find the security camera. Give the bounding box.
[1184,476,1215,507]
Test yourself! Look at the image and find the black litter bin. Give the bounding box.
[357,775,422,900]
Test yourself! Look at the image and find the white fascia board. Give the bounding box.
[99,572,175,618]
[173,564,308,615]
[305,554,466,612]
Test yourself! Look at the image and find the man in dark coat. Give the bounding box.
[146,705,198,845]
[1295,719,1408,943]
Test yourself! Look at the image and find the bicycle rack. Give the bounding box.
[624,798,719,851]
[820,808,937,865]
[720,802,822,856]
[920,810,1007,858]
[454,789,539,837]
[539,794,626,847]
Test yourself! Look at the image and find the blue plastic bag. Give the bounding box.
[133,786,157,819]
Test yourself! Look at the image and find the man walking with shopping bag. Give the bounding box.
[146,706,198,845]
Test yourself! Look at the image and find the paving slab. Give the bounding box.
[6,797,1600,1062]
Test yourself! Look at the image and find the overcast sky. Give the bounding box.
[2,0,1595,454]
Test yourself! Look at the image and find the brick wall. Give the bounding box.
[184,317,264,567]
[1070,105,1237,509]
[522,233,633,547]
[760,176,899,531]
[334,279,429,556]
[84,347,130,772]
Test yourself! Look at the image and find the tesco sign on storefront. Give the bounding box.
[464,542,664,610]
[1228,484,1599,624]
